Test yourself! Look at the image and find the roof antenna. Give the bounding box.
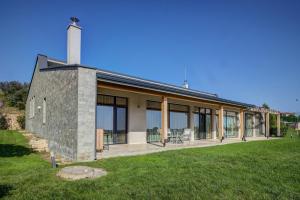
[182,66,189,89]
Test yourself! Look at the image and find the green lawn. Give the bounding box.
[0,130,299,200]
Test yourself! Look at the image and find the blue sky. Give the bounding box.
[0,0,299,112]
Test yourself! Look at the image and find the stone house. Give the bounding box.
[26,18,281,161]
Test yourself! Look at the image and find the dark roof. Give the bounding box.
[29,55,255,108]
[96,69,255,108]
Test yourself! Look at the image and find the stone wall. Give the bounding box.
[26,56,98,161]
[6,113,22,130]
[77,67,96,160]
[26,57,79,160]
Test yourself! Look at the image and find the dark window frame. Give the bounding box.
[193,107,212,139]
[97,94,128,144]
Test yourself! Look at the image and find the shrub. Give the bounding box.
[280,123,288,136]
[17,115,25,130]
[0,113,8,130]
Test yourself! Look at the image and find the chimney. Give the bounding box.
[67,17,81,64]
[182,80,189,89]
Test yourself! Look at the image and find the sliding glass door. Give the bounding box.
[245,113,254,137]
[96,95,128,144]
[194,107,212,139]
[255,113,265,136]
[169,103,189,135]
[146,101,161,143]
[224,111,239,138]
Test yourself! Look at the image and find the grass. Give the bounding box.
[0,130,299,200]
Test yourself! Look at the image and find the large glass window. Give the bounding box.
[193,107,212,139]
[255,113,265,136]
[245,113,254,137]
[224,111,239,138]
[96,95,128,144]
[146,101,161,143]
[169,103,189,135]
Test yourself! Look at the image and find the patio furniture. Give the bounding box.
[147,128,161,143]
[168,129,176,143]
[103,133,110,150]
[175,130,183,143]
[181,129,192,144]
[170,129,184,144]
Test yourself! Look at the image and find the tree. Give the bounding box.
[262,103,269,109]
[0,81,29,110]
[17,115,25,129]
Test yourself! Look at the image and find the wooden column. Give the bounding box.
[253,114,256,137]
[211,109,217,139]
[239,110,244,139]
[96,129,104,152]
[218,106,224,139]
[266,112,270,137]
[189,105,194,142]
[277,114,281,137]
[161,96,168,145]
[262,113,266,136]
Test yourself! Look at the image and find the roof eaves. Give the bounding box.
[96,72,254,108]
[95,68,218,97]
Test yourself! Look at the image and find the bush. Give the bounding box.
[280,123,288,136]
[0,113,8,130]
[17,115,25,130]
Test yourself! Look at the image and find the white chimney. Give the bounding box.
[67,17,81,64]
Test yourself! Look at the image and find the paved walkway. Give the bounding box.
[97,137,278,159]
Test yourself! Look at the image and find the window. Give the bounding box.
[193,107,212,139]
[32,96,35,118]
[43,98,46,124]
[255,113,265,136]
[96,94,128,144]
[146,101,161,143]
[245,113,254,137]
[29,96,35,118]
[224,111,239,138]
[169,103,189,134]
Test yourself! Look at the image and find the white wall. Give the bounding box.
[98,88,161,144]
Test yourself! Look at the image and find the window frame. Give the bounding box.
[97,94,128,144]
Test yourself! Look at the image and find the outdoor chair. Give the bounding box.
[182,129,192,144]
[168,129,176,143]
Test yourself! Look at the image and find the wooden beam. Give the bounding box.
[277,114,281,137]
[219,106,224,139]
[98,81,247,109]
[239,110,244,139]
[266,112,270,137]
[161,96,168,146]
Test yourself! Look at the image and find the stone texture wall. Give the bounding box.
[77,67,96,160]
[5,113,22,130]
[26,61,79,160]
[26,57,98,161]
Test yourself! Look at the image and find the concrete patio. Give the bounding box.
[97,137,277,159]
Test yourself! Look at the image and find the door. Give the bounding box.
[199,113,206,139]
[245,113,254,137]
[97,95,128,145]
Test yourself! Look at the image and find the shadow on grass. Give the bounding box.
[0,184,13,198]
[0,144,33,157]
